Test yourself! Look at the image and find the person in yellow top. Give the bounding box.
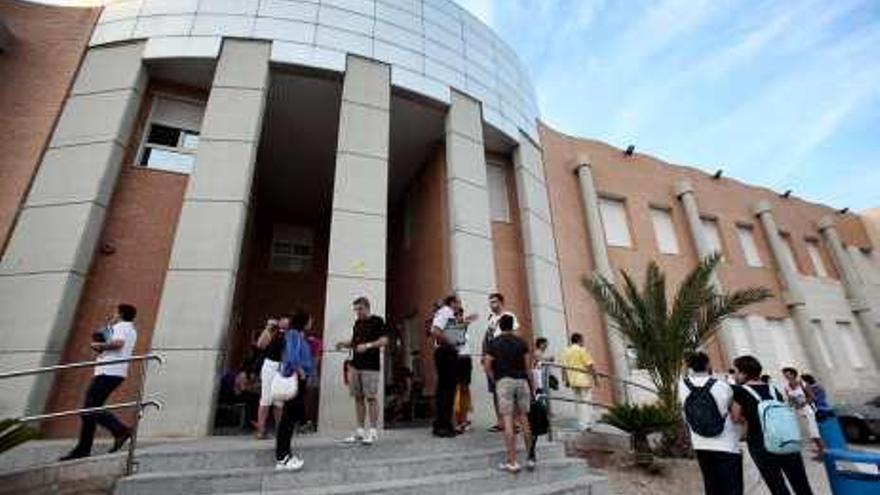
[560,333,595,430]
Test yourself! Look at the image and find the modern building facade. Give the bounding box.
[1,0,878,438]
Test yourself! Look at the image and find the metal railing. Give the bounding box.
[539,361,658,441]
[0,353,164,475]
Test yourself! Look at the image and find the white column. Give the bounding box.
[0,42,146,418]
[318,56,391,433]
[445,90,497,425]
[574,156,628,401]
[513,138,568,356]
[676,180,736,363]
[818,216,880,365]
[753,201,831,381]
[142,40,270,437]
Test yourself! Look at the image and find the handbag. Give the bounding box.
[271,371,299,402]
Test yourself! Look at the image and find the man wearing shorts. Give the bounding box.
[483,293,519,432]
[336,297,388,445]
[484,314,534,472]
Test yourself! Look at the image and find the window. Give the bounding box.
[270,224,314,272]
[780,234,801,274]
[487,164,510,222]
[810,320,834,369]
[837,321,864,369]
[726,317,753,357]
[737,226,763,267]
[767,319,794,367]
[650,207,679,254]
[701,218,725,260]
[598,197,632,247]
[138,96,205,174]
[806,240,828,278]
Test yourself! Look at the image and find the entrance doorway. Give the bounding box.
[213,68,342,434]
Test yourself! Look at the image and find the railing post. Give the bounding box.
[125,359,148,475]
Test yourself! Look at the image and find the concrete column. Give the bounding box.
[0,42,146,418]
[142,40,270,437]
[676,180,736,363]
[445,90,497,425]
[818,217,880,365]
[574,156,628,401]
[318,56,391,433]
[753,201,831,381]
[514,137,567,356]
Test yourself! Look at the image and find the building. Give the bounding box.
[1,0,878,438]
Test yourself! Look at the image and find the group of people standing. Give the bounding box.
[681,352,830,495]
[59,294,589,477]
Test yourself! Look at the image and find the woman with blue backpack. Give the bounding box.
[730,355,814,495]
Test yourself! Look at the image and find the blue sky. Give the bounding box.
[456,0,880,211]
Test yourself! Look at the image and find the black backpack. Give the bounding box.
[683,378,726,437]
[528,395,550,436]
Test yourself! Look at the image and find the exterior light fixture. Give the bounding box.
[838,207,850,215]
[781,190,792,198]
[624,145,635,156]
[713,169,723,179]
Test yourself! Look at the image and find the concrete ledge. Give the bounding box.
[0,452,125,495]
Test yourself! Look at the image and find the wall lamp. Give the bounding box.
[838,207,850,215]
[712,169,723,179]
[780,190,792,199]
[624,145,635,156]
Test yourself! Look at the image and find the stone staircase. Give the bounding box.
[114,429,607,495]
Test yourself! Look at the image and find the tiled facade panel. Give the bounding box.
[89,0,540,143]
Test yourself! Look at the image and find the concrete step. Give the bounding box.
[225,458,604,495]
[133,430,564,474]
[115,443,566,494]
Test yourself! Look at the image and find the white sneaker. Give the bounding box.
[362,428,377,445]
[342,428,365,444]
[497,461,521,473]
[275,455,304,471]
[525,459,536,471]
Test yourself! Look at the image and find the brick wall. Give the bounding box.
[0,1,98,254]
[42,86,200,437]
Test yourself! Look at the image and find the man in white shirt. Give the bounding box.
[678,352,743,495]
[61,304,138,461]
[482,293,519,432]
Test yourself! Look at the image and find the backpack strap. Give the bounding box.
[742,384,763,402]
[683,377,696,392]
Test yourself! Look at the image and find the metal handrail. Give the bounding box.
[539,361,658,441]
[0,353,164,380]
[19,400,162,423]
[0,353,164,475]
[539,361,658,394]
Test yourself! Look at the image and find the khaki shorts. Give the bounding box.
[349,368,380,399]
[496,378,531,416]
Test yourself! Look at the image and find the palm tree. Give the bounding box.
[584,254,771,412]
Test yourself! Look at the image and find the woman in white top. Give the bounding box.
[781,367,824,456]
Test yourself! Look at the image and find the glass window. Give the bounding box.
[270,224,314,273]
[701,218,724,260]
[837,321,864,369]
[138,97,205,174]
[487,164,510,223]
[780,234,801,274]
[811,320,834,369]
[649,207,679,254]
[806,240,828,278]
[598,197,632,247]
[737,226,763,267]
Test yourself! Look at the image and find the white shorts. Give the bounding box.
[259,358,280,407]
[798,407,820,439]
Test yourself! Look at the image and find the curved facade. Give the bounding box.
[2,0,880,440]
[92,0,541,143]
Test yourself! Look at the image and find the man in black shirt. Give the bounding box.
[730,355,813,495]
[336,297,388,445]
[483,314,534,472]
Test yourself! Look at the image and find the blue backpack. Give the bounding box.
[743,385,802,454]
